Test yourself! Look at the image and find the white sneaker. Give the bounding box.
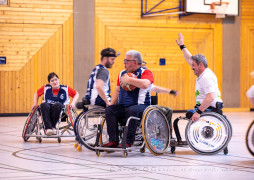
[52,128,57,135]
[46,129,53,136]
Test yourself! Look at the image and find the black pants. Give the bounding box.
[40,102,64,130]
[105,104,148,145]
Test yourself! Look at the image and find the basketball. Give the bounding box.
[121,73,137,91]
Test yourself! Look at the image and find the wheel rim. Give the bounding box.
[77,108,105,151]
[246,121,254,156]
[143,108,170,155]
[186,113,231,154]
[22,107,39,140]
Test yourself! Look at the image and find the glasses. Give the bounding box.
[124,59,136,63]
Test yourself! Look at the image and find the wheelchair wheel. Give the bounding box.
[142,106,170,156]
[76,107,105,151]
[22,106,40,142]
[186,112,232,155]
[246,120,254,156]
[66,105,78,128]
[99,118,109,146]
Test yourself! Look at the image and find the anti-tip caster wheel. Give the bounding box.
[58,137,61,143]
[124,151,128,158]
[74,142,78,148]
[223,147,228,155]
[77,145,82,152]
[96,150,100,157]
[37,137,42,143]
[171,146,176,154]
[140,147,145,153]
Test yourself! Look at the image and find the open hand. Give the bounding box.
[176,33,184,46]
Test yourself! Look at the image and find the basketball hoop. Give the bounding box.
[210,2,230,18]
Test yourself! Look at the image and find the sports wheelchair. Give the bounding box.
[246,120,254,156]
[22,104,77,143]
[74,96,171,157]
[170,105,233,155]
[73,101,106,152]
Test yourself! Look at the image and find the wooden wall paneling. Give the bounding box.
[62,18,68,85]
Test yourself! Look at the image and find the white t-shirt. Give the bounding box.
[246,85,254,98]
[195,68,223,107]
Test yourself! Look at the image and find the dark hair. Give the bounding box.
[48,72,59,82]
[100,48,118,61]
[191,54,208,68]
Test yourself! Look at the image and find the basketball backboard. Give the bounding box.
[185,0,239,16]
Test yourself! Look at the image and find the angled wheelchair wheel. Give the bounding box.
[66,105,78,128]
[22,106,40,142]
[76,107,105,151]
[99,117,109,146]
[142,106,170,156]
[186,112,232,155]
[246,120,254,156]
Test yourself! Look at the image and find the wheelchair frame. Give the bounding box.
[246,120,254,156]
[22,104,77,143]
[75,105,170,157]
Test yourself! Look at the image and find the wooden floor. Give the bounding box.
[0,112,254,180]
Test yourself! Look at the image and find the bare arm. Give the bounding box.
[32,92,39,108]
[110,86,120,105]
[191,93,214,121]
[152,85,179,97]
[96,79,110,106]
[176,33,192,66]
[70,91,79,108]
[120,74,151,89]
[249,97,254,106]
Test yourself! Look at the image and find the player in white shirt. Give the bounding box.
[176,33,223,121]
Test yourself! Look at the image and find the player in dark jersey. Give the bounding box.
[32,72,79,136]
[85,48,119,107]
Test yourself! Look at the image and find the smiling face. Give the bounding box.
[49,76,60,89]
[191,59,203,77]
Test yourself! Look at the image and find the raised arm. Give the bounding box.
[176,33,192,66]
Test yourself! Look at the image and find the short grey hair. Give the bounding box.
[126,50,143,65]
[191,54,208,68]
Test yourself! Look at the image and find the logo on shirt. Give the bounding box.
[60,94,64,99]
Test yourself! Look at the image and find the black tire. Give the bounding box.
[22,106,40,142]
[142,106,170,156]
[186,112,232,155]
[76,107,105,151]
[246,120,254,156]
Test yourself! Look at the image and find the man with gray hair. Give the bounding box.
[103,50,154,148]
[176,33,223,121]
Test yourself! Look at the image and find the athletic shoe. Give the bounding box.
[102,141,118,148]
[46,129,53,136]
[52,128,57,135]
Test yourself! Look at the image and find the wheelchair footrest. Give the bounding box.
[170,139,188,147]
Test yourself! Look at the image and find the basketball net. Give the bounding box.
[210,2,230,18]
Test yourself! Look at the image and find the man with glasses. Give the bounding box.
[176,33,223,121]
[85,48,119,107]
[103,50,154,148]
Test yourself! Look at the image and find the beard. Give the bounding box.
[105,60,112,68]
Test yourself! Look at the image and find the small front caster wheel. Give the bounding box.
[58,137,61,143]
[96,150,100,157]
